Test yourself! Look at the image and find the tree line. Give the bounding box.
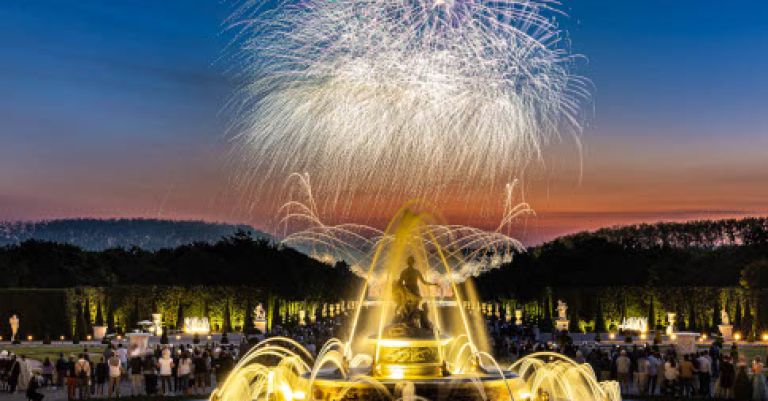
[587,217,768,249]
[476,222,768,299]
[0,231,362,300]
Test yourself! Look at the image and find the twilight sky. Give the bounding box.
[1,0,767,244]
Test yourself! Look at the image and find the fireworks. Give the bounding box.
[229,0,588,214]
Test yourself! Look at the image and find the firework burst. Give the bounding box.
[229,0,588,213]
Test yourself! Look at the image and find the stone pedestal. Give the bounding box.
[126,333,151,355]
[93,326,107,341]
[555,319,569,332]
[254,319,267,334]
[673,332,699,355]
[719,324,734,342]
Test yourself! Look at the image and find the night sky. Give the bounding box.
[2,0,767,243]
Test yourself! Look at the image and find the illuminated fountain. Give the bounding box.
[221,0,599,396]
[211,205,620,401]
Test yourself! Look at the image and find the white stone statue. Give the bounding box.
[721,308,730,325]
[556,300,568,320]
[9,315,19,342]
[666,312,676,336]
[254,303,266,321]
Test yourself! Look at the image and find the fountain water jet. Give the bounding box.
[211,205,620,401]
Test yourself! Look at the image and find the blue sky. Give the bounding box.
[1,0,767,242]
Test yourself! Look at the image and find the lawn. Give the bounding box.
[2,343,106,363]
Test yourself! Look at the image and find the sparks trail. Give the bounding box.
[228,0,589,214]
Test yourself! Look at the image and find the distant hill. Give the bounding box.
[0,218,272,250]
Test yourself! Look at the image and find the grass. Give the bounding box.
[4,344,106,363]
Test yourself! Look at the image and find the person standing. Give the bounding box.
[718,355,735,399]
[41,357,54,387]
[679,355,695,397]
[66,356,78,401]
[142,352,158,395]
[56,353,68,389]
[7,355,20,393]
[647,351,661,395]
[17,355,32,392]
[94,357,108,397]
[158,348,174,395]
[752,356,767,401]
[637,352,649,395]
[697,351,712,397]
[177,352,192,396]
[616,350,632,394]
[107,352,122,398]
[663,357,680,396]
[734,358,753,401]
[193,350,207,394]
[74,354,91,400]
[116,344,128,378]
[128,351,143,396]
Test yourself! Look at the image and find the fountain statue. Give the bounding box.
[721,308,730,325]
[719,308,734,342]
[254,304,267,333]
[390,256,438,335]
[555,300,570,332]
[9,314,19,344]
[211,207,621,401]
[666,312,677,336]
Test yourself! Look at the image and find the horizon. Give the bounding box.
[3,211,765,247]
[2,0,767,245]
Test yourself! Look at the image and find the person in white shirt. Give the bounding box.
[616,350,632,394]
[116,344,128,375]
[664,358,680,396]
[108,353,122,398]
[157,348,175,395]
[177,352,193,395]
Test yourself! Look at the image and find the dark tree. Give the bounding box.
[84,297,93,332]
[94,300,104,326]
[73,301,86,343]
[129,297,140,330]
[222,298,232,333]
[742,301,754,341]
[711,298,721,330]
[106,300,115,333]
[594,299,606,333]
[175,302,185,331]
[689,300,698,332]
[740,259,768,333]
[243,299,253,334]
[647,297,656,331]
